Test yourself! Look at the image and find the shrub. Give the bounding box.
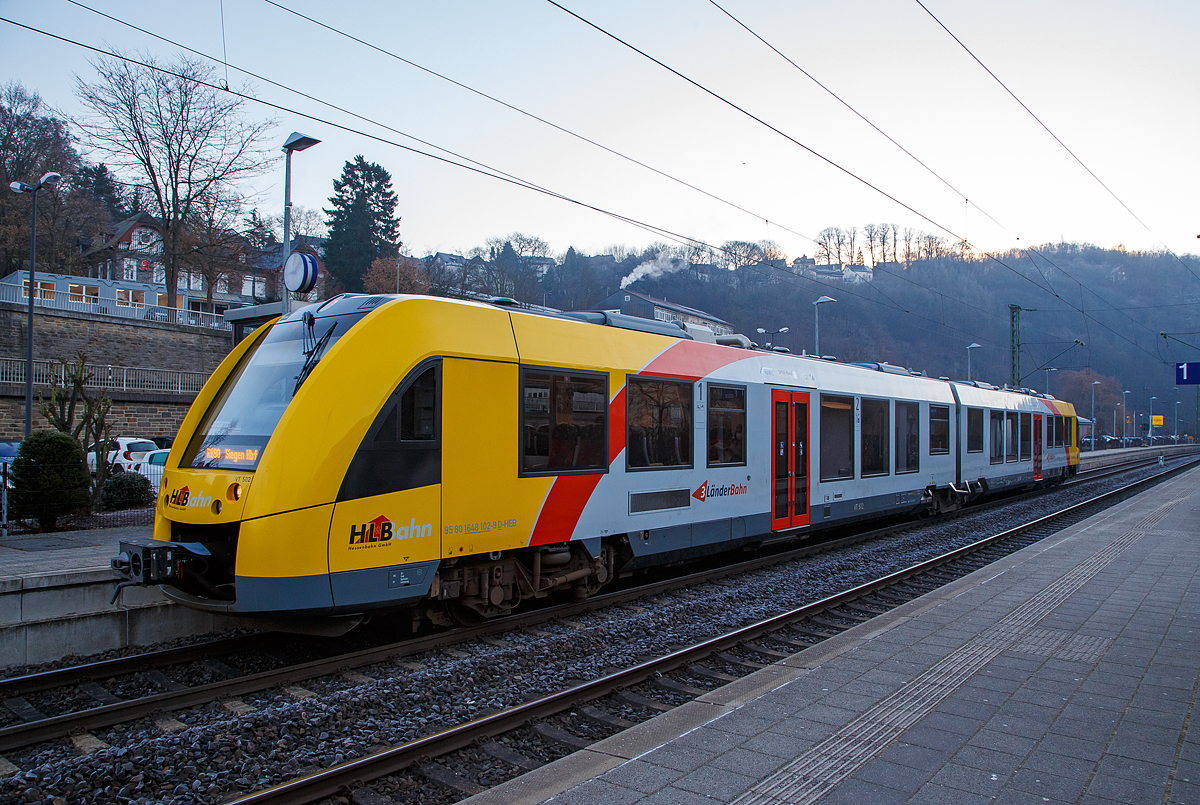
[10,430,91,531]
[97,470,154,511]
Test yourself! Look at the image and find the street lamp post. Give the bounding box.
[1091,381,1101,451]
[1122,390,1130,448]
[9,171,61,438]
[755,326,788,350]
[1175,400,1181,444]
[281,132,321,316]
[813,296,835,357]
[1150,396,1156,443]
[967,343,981,381]
[1045,367,1057,395]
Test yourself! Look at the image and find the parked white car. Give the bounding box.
[132,449,170,489]
[86,438,159,474]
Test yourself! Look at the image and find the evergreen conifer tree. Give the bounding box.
[323,156,400,292]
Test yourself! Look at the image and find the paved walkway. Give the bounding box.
[468,467,1200,805]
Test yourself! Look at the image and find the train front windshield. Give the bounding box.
[182,312,365,471]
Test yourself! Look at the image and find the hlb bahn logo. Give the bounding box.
[349,515,433,546]
[692,480,748,502]
[167,486,213,509]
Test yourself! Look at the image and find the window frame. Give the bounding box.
[989,410,1005,465]
[519,365,610,477]
[929,404,951,455]
[337,358,442,501]
[896,400,921,474]
[967,408,984,453]
[860,396,890,477]
[706,383,747,468]
[626,373,694,472]
[820,394,857,482]
[1005,411,1019,462]
[1019,413,1032,461]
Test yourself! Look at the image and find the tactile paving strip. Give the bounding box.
[730,494,1188,805]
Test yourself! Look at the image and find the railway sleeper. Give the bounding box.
[580,705,636,730]
[689,663,738,684]
[652,677,708,697]
[417,762,486,797]
[481,740,544,772]
[533,721,594,750]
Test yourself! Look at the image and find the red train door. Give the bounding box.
[771,389,810,530]
[1033,414,1043,480]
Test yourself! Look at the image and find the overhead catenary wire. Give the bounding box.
[1,14,1006,351]
[50,2,1034,344]
[542,0,1169,365]
[7,10,1161,365]
[257,0,816,247]
[912,0,1200,283]
[705,0,1172,364]
[66,0,1076,347]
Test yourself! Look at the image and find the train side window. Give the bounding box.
[1050,416,1059,447]
[707,385,746,467]
[1006,412,1019,462]
[1066,417,1074,447]
[627,376,692,470]
[896,401,920,474]
[990,411,1004,465]
[521,369,608,475]
[820,395,855,481]
[861,397,889,477]
[967,408,984,453]
[1056,416,1064,447]
[338,360,441,501]
[929,405,950,455]
[1020,413,1032,460]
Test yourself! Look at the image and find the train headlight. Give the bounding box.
[227,482,241,502]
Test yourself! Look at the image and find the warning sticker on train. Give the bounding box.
[692,481,749,502]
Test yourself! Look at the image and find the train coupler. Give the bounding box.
[110,539,212,602]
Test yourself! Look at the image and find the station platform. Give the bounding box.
[470,463,1200,805]
[0,522,238,669]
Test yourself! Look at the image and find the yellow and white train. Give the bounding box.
[112,294,1079,625]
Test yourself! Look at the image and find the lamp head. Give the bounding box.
[814,295,835,305]
[37,172,60,189]
[756,328,766,333]
[779,327,789,333]
[283,132,321,152]
[967,342,981,349]
[9,181,32,194]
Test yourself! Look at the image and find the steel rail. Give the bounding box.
[1,455,1192,753]
[219,458,1200,805]
[0,633,277,699]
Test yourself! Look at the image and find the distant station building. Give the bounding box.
[591,290,733,335]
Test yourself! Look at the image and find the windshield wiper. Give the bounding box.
[293,312,337,396]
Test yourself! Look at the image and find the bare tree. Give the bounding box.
[876,224,889,266]
[758,239,785,262]
[890,223,900,262]
[863,223,878,267]
[180,188,244,306]
[902,227,914,268]
[815,228,837,265]
[846,227,858,266]
[76,53,275,307]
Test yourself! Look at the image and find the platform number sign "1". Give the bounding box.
[1177,363,1200,385]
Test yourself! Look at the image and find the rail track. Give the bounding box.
[217,456,1199,805]
[0,453,1191,768]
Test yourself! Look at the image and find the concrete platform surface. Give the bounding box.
[466,465,1200,805]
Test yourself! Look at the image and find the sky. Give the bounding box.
[2,0,1199,262]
